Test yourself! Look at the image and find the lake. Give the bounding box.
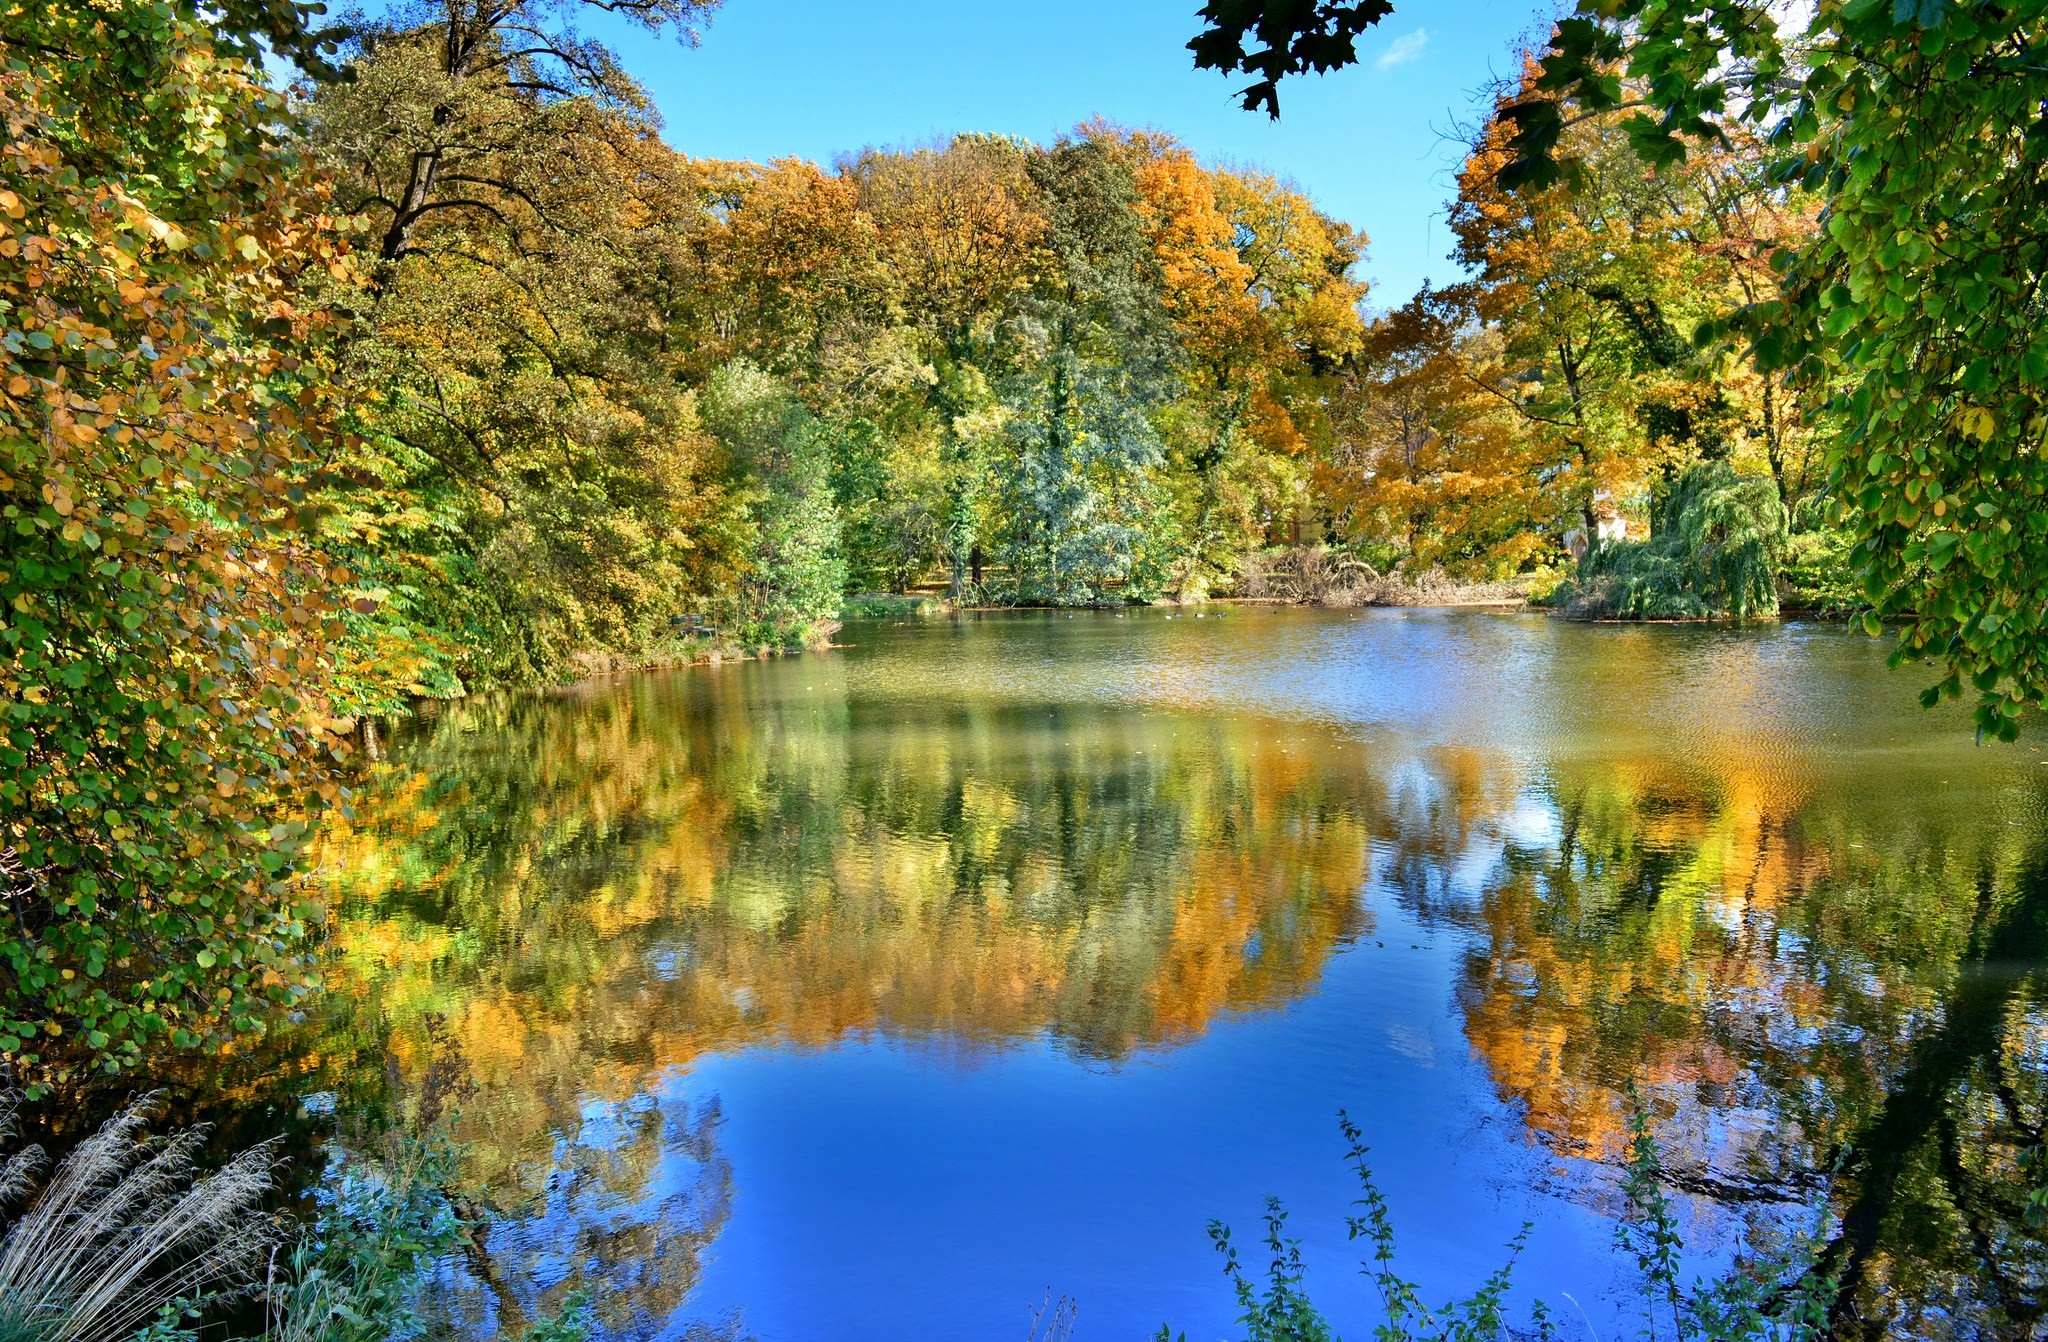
[297,608,2048,1339]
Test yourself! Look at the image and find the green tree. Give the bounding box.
[848,136,1047,599]
[699,361,847,639]
[1561,460,1790,619]
[998,139,1178,604]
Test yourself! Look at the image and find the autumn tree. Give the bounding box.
[1326,288,1552,576]
[0,0,355,1086]
[1121,134,1367,594]
[304,25,749,689]
[1447,89,1821,540]
[1530,0,2048,740]
[323,0,718,265]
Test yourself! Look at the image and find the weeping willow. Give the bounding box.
[1563,462,1789,620]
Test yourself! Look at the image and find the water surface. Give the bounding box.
[310,609,2048,1339]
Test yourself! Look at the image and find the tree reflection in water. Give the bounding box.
[311,675,1380,1334]
[1411,750,2048,1335]
[425,1090,734,1341]
[303,621,2045,1339]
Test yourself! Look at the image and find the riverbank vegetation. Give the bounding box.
[0,1092,531,1342]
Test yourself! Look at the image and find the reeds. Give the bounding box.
[0,1093,278,1342]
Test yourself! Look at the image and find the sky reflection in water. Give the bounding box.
[315,608,2048,1340]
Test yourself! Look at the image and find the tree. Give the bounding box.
[320,0,718,264]
[1442,83,1824,548]
[698,361,847,639]
[997,138,1177,603]
[305,28,745,689]
[849,136,1047,599]
[1119,133,1367,594]
[1562,460,1790,619]
[1325,288,1553,576]
[0,0,355,1086]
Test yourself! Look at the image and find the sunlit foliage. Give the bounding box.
[0,0,352,1087]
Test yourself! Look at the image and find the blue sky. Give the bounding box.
[592,0,1556,305]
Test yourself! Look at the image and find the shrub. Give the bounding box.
[0,0,352,1091]
[1559,463,1788,620]
[1778,498,1859,617]
[263,1132,467,1342]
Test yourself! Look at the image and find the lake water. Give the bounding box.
[302,608,2048,1339]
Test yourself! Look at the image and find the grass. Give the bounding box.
[0,1093,277,1342]
[0,1097,596,1342]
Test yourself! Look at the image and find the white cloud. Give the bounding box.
[1375,29,1429,70]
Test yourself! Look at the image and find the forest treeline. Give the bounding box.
[0,0,2032,1082]
[297,2,1845,707]
[307,4,1852,709]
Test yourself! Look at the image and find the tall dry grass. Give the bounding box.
[0,1093,277,1342]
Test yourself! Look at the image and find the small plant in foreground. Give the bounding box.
[0,1091,648,1342]
[1160,1107,1838,1342]
[263,1129,468,1342]
[1612,1105,1835,1342]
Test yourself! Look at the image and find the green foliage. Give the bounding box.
[1158,1114,1535,1342]
[1561,462,1787,619]
[1339,1113,1528,1342]
[522,1291,598,1342]
[699,362,847,642]
[999,140,1175,605]
[0,0,350,1089]
[267,1133,468,1342]
[1204,1202,1337,1342]
[1779,500,1859,617]
[2022,1143,2048,1232]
